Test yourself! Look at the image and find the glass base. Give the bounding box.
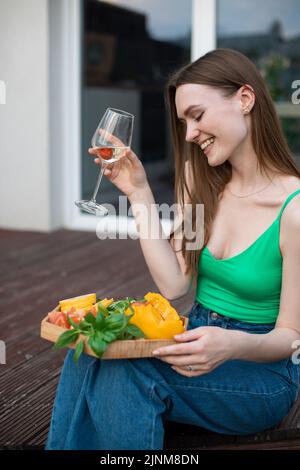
[75,199,108,216]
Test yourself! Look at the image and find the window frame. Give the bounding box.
[61,0,216,232]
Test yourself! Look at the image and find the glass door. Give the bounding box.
[80,0,192,217]
[217,0,300,159]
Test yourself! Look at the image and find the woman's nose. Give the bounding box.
[185,124,199,143]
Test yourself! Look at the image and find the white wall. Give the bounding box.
[0,0,51,231]
[48,0,65,229]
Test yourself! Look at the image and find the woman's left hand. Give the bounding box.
[151,326,235,377]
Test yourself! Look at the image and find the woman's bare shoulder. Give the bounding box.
[275,174,300,195]
[280,174,300,213]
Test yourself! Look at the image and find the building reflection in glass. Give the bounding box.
[81,0,192,213]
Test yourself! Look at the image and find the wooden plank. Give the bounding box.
[1,239,168,340]
[197,439,300,450]
[7,229,300,451]
[0,235,125,299]
[0,354,63,419]
[0,380,59,446]
[1,237,146,300]
[0,330,53,369]
[0,228,209,448]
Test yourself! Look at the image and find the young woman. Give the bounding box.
[46,48,300,450]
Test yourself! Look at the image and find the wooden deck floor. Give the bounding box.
[0,228,195,448]
[1,228,300,450]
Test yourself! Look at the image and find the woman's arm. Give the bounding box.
[229,327,300,362]
[129,183,192,300]
[152,325,300,377]
[90,147,193,300]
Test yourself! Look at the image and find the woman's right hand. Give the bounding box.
[88,147,149,199]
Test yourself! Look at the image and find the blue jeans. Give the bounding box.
[45,301,300,450]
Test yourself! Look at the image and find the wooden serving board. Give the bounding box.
[40,313,189,360]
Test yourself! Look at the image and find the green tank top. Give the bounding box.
[196,189,300,323]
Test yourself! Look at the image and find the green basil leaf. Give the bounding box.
[94,330,104,341]
[53,330,80,349]
[77,320,93,333]
[102,330,117,343]
[84,312,96,326]
[73,339,84,364]
[88,336,108,358]
[125,324,145,338]
[106,312,126,324]
[105,315,127,333]
[95,311,105,330]
[107,300,129,312]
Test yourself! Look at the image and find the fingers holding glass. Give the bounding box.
[75,108,134,216]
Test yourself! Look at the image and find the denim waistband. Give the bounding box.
[189,301,276,334]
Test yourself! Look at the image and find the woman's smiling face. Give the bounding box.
[175,83,251,166]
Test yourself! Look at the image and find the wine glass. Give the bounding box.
[75,107,134,216]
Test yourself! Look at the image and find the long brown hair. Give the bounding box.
[166,48,300,284]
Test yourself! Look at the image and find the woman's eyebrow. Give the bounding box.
[178,105,204,120]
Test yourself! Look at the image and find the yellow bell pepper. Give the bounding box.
[125,293,185,339]
[144,292,181,322]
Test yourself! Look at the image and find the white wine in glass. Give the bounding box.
[94,145,130,164]
[75,108,134,216]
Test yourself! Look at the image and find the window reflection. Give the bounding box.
[217,0,300,155]
[81,0,191,213]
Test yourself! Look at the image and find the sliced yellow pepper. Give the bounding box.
[125,293,185,339]
[144,292,181,321]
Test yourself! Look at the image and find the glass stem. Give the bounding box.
[91,163,106,203]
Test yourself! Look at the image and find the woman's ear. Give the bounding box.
[239,84,255,114]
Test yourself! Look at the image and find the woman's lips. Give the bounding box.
[203,140,214,155]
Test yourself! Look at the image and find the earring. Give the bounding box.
[243,107,250,114]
